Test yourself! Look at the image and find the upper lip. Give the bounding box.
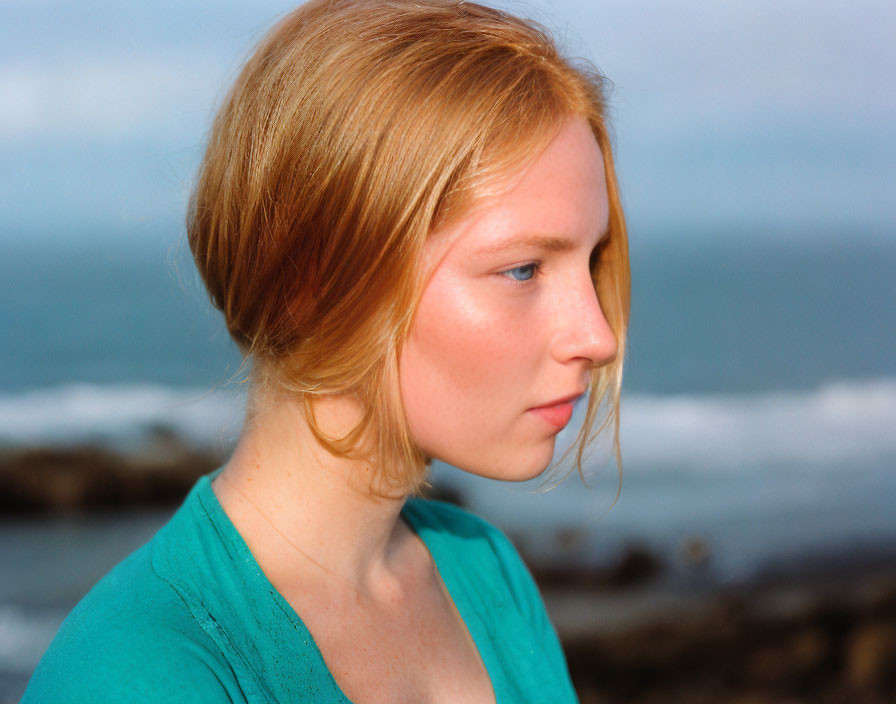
[530,390,586,409]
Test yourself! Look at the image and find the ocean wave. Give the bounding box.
[1,380,894,470]
[0,383,245,450]
[620,378,896,473]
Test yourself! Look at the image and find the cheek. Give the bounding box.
[399,273,535,449]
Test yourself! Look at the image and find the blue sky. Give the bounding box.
[2,0,894,242]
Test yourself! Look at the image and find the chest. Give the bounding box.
[282,577,496,704]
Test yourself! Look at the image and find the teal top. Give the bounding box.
[24,470,577,703]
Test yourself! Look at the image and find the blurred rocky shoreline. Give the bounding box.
[544,567,896,704]
[3,443,895,703]
[0,438,220,513]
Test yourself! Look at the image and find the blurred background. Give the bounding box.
[2,1,894,702]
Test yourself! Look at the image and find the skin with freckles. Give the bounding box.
[400,117,618,482]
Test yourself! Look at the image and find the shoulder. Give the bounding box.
[23,535,237,703]
[403,498,540,615]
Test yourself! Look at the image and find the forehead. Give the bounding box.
[424,119,609,266]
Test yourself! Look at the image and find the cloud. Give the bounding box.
[1,0,894,236]
[0,55,227,142]
[501,0,896,130]
[4,0,894,142]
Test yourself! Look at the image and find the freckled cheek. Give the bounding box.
[403,275,546,469]
[411,276,532,399]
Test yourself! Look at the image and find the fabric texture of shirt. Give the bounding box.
[23,468,578,703]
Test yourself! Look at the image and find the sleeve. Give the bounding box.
[21,558,244,703]
[22,631,237,704]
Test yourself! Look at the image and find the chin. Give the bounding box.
[469,440,556,483]
[427,433,557,483]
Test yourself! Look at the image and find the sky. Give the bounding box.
[1,0,894,243]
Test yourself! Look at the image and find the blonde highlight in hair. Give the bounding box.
[188,0,630,495]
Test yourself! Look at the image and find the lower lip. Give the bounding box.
[529,402,575,429]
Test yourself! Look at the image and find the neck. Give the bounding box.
[213,384,411,594]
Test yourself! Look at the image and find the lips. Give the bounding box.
[528,390,585,430]
[530,402,575,429]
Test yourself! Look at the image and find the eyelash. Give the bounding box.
[496,240,608,287]
[498,262,543,286]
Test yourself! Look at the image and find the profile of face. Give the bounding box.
[399,118,618,482]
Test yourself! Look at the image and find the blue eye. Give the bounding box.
[501,263,539,282]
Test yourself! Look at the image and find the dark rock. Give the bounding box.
[845,622,896,690]
[0,445,221,513]
[606,544,663,588]
[789,627,832,675]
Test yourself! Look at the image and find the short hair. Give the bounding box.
[187,0,630,493]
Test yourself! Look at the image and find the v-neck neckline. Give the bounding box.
[195,469,498,704]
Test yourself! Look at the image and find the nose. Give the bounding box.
[551,276,618,367]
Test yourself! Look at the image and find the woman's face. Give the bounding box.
[399,118,617,481]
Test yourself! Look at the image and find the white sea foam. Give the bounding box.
[0,383,245,451]
[619,378,896,473]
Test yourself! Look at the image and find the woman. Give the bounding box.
[24,0,629,701]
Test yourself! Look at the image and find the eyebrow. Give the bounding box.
[471,228,610,257]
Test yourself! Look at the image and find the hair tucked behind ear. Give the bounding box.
[187,0,630,495]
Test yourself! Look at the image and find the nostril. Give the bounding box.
[601,340,619,366]
[587,302,617,361]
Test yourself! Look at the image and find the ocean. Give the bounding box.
[1,229,895,699]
